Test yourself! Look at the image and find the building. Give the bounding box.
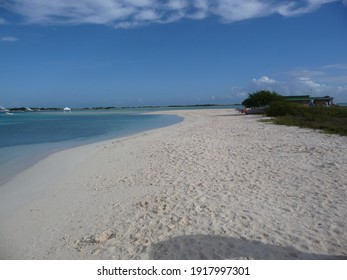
[284,95,334,106]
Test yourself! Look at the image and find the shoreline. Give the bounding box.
[0,111,183,189]
[0,113,185,220]
[0,108,346,259]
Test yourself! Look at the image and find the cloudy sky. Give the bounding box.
[1,0,347,107]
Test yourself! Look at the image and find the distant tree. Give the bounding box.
[242,90,283,108]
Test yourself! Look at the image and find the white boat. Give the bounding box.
[0,106,11,114]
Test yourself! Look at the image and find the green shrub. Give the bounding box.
[266,101,303,117]
[266,103,347,136]
[242,90,283,108]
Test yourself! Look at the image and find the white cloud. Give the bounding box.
[277,0,338,16]
[1,36,18,42]
[227,64,347,102]
[321,64,347,70]
[294,76,347,98]
[187,0,210,20]
[292,76,347,101]
[252,76,278,85]
[134,9,161,21]
[212,0,273,22]
[164,0,188,10]
[227,86,248,99]
[0,0,344,28]
[296,76,327,91]
[249,69,347,101]
[288,65,347,85]
[0,18,7,25]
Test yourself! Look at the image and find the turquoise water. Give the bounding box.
[0,109,182,186]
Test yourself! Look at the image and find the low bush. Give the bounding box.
[266,101,303,117]
[242,90,283,108]
[265,102,347,136]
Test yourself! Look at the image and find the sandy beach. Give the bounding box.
[0,108,346,259]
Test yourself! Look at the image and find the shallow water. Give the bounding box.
[0,109,182,186]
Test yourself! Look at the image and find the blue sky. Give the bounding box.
[1,0,347,107]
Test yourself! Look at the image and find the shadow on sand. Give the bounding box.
[149,234,346,260]
[215,114,245,117]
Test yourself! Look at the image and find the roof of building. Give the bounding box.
[310,96,334,100]
[284,95,333,101]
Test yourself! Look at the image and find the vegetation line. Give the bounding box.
[242,90,347,136]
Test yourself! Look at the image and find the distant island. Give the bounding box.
[6,104,242,112]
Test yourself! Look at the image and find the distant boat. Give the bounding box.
[245,107,267,115]
[0,106,11,114]
[63,107,71,112]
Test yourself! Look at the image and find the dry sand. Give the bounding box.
[0,108,346,259]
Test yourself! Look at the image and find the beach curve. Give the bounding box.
[0,108,346,259]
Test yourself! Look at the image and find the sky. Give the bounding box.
[0,0,347,107]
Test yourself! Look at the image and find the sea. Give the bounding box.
[0,108,183,186]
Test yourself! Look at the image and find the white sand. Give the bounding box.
[0,108,346,259]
